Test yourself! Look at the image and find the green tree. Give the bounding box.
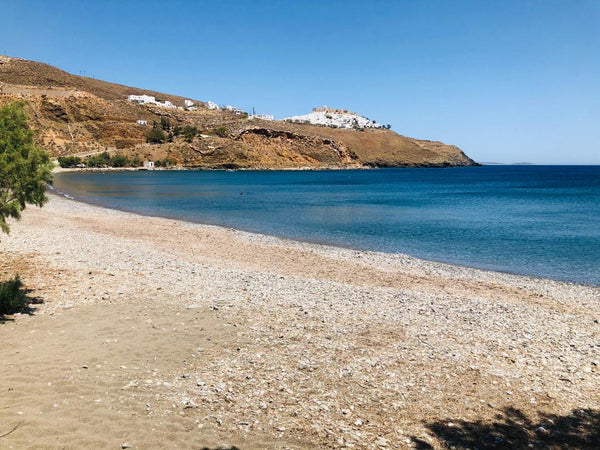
[146,128,166,144]
[110,154,130,167]
[0,102,53,234]
[160,117,171,131]
[57,155,82,168]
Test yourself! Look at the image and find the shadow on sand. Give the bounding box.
[412,407,600,449]
[0,284,43,322]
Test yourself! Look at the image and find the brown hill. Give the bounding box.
[0,55,478,169]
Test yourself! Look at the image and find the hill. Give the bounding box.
[0,55,478,169]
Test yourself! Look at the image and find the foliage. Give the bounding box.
[160,117,171,131]
[85,151,111,168]
[155,157,177,167]
[0,101,53,234]
[130,155,142,167]
[214,126,229,138]
[0,275,26,315]
[182,125,198,143]
[147,127,166,144]
[109,154,130,167]
[57,155,82,168]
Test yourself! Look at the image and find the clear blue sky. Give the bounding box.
[3,0,599,164]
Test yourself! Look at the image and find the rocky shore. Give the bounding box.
[0,196,598,449]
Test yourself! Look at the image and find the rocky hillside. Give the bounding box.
[0,55,478,169]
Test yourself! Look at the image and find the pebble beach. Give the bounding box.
[0,195,598,449]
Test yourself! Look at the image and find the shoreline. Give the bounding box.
[1,196,598,448]
[47,188,598,289]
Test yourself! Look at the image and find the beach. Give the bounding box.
[1,195,598,448]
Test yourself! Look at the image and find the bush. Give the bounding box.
[110,154,130,167]
[155,157,177,168]
[86,151,111,168]
[183,125,198,143]
[214,126,229,138]
[57,156,82,168]
[147,128,166,144]
[160,117,171,131]
[0,275,26,315]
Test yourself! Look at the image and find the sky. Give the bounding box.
[2,0,599,164]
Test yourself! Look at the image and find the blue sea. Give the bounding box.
[52,166,600,286]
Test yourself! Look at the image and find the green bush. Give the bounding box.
[155,157,177,168]
[0,275,26,315]
[183,125,198,143]
[147,128,166,144]
[214,126,229,138]
[57,156,82,168]
[110,154,130,167]
[86,151,111,168]
[160,117,171,131]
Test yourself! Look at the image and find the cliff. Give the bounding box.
[0,55,478,169]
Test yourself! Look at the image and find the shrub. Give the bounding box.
[214,126,229,138]
[146,128,166,144]
[85,151,111,168]
[160,117,171,131]
[0,275,26,315]
[155,157,177,168]
[183,125,198,143]
[57,156,82,168]
[110,154,130,167]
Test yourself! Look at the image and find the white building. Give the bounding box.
[249,114,274,121]
[224,105,244,114]
[184,99,194,107]
[206,101,220,110]
[143,161,155,169]
[127,94,177,109]
[136,119,147,126]
[128,94,156,104]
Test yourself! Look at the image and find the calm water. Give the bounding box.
[53,166,600,286]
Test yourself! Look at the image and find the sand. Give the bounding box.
[0,195,598,449]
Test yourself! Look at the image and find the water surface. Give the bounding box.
[53,166,600,286]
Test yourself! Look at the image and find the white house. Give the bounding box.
[224,105,244,114]
[184,99,194,107]
[136,119,147,126]
[206,101,220,110]
[249,114,274,121]
[143,161,155,169]
[128,94,176,109]
[128,94,156,104]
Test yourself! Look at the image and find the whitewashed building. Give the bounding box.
[128,94,156,104]
[206,101,220,110]
[224,105,244,114]
[136,119,148,125]
[143,161,155,169]
[184,99,194,107]
[249,114,274,121]
[128,94,177,109]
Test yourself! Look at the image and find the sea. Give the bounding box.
[52,166,600,286]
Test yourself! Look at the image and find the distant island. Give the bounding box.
[0,55,478,169]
